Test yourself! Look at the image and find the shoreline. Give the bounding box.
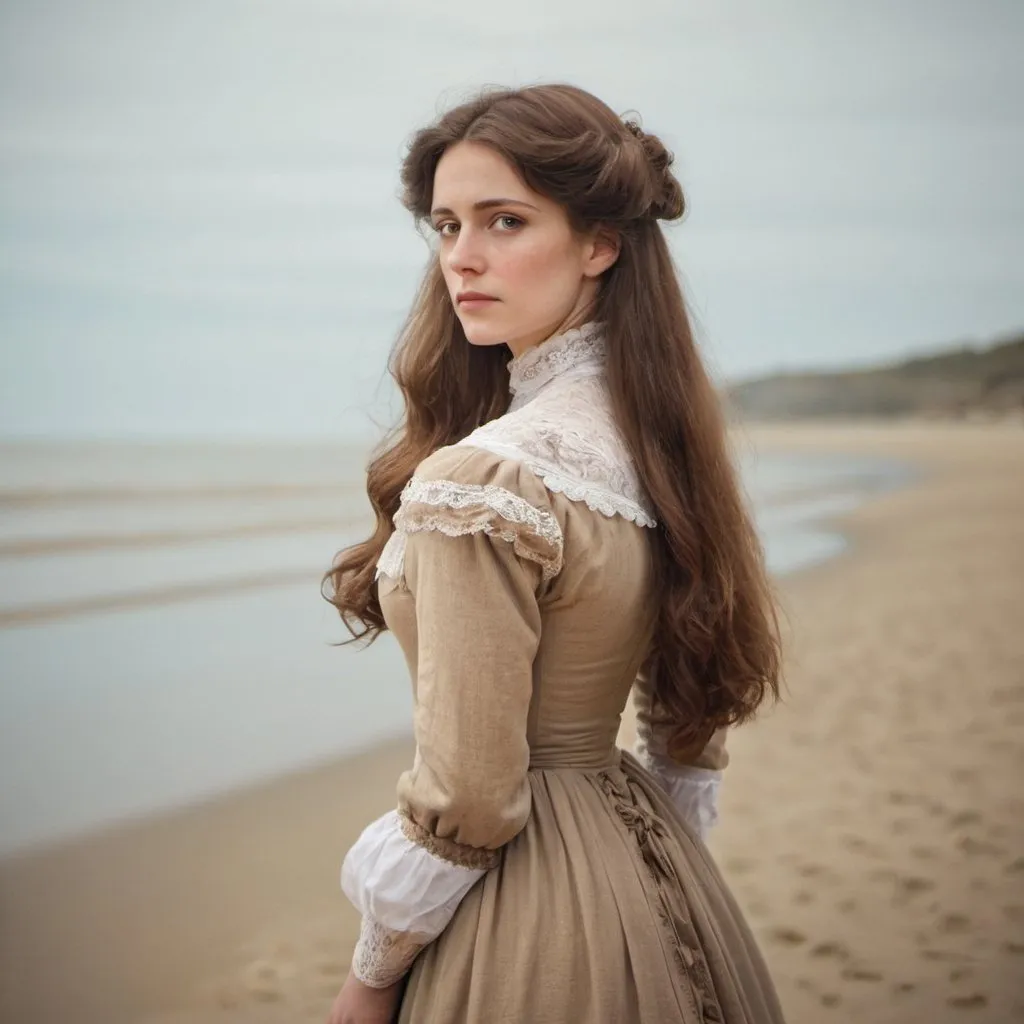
[1,420,1021,1023]
[0,434,900,854]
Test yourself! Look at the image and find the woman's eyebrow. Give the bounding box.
[430,198,540,218]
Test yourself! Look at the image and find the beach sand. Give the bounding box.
[1,421,1022,1023]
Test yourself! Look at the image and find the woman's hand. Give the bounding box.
[327,970,403,1024]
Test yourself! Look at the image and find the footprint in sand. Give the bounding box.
[921,948,972,964]
[792,889,814,906]
[894,982,917,994]
[948,810,982,828]
[840,834,878,855]
[767,926,807,947]
[947,993,988,1010]
[840,966,884,982]
[939,912,972,935]
[958,835,1004,857]
[949,966,975,982]
[796,862,827,879]
[886,789,919,807]
[1003,940,1024,956]
[897,874,937,897]
[810,940,850,962]
[241,959,292,1004]
[1005,905,1024,924]
[819,992,842,1007]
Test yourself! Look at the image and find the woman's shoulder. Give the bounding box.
[442,383,657,530]
[411,443,554,514]
[394,444,563,582]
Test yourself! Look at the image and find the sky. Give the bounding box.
[0,0,1022,438]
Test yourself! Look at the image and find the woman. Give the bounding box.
[325,83,785,1024]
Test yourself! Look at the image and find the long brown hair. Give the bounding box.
[324,84,781,755]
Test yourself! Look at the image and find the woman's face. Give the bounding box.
[430,141,615,356]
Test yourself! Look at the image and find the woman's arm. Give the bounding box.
[632,669,728,841]
[340,450,561,987]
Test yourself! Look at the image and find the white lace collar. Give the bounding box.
[454,321,657,528]
[507,321,606,404]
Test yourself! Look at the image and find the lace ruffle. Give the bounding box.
[456,371,657,529]
[376,529,406,583]
[375,478,563,582]
[507,320,607,401]
[351,914,430,988]
[375,320,657,586]
[536,466,655,527]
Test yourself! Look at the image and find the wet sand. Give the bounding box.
[1,420,1022,1023]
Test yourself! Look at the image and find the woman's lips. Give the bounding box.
[458,297,498,309]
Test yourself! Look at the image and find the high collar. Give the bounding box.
[507,321,607,403]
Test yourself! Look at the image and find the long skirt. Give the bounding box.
[398,751,786,1023]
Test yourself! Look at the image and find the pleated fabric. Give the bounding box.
[398,753,785,1024]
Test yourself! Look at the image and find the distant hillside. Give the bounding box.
[725,331,1024,421]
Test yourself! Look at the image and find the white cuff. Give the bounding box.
[350,914,429,988]
[636,748,722,841]
[341,809,485,938]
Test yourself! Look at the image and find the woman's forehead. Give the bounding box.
[432,142,544,210]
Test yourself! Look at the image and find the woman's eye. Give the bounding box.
[435,222,457,237]
[495,215,523,230]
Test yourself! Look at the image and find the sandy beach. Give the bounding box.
[1,420,1022,1024]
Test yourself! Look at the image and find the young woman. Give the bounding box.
[325,83,785,1024]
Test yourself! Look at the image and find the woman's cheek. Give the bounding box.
[504,238,556,288]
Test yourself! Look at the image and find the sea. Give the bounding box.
[0,439,909,856]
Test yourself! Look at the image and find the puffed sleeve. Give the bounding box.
[340,446,562,987]
[632,665,728,842]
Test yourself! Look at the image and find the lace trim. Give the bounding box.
[375,478,563,582]
[545,469,654,525]
[351,914,430,988]
[376,529,407,583]
[400,811,500,871]
[456,437,657,528]
[507,320,607,401]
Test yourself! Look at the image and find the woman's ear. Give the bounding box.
[583,225,621,278]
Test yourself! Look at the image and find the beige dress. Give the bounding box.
[340,323,785,1023]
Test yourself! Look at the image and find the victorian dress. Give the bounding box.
[340,322,785,1023]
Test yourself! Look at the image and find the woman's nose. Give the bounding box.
[446,227,485,275]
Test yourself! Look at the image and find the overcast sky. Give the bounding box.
[1,0,1021,438]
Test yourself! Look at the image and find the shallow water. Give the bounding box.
[0,440,909,855]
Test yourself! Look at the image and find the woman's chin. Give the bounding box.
[459,322,510,348]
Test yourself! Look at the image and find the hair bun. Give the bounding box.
[623,120,685,222]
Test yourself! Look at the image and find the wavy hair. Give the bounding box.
[324,83,781,756]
